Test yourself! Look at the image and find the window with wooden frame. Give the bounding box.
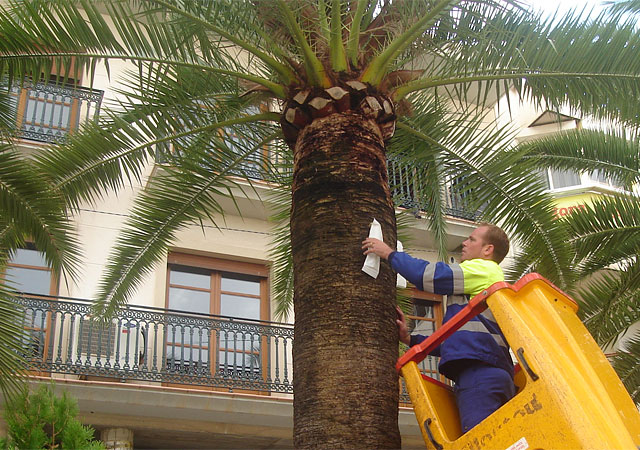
[5,244,58,363]
[6,59,102,145]
[165,253,269,379]
[9,73,82,144]
[155,104,270,180]
[219,104,270,180]
[406,289,444,381]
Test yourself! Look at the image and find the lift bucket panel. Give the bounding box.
[399,274,640,450]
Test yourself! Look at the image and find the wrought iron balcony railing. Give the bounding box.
[15,294,435,402]
[387,158,480,221]
[155,147,480,222]
[16,294,293,395]
[7,79,103,144]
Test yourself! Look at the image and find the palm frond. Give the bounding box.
[328,0,347,72]
[346,0,370,67]
[0,146,80,281]
[276,0,330,87]
[576,262,640,348]
[562,195,640,275]
[126,0,297,85]
[94,117,280,317]
[0,87,17,140]
[265,139,294,322]
[389,94,451,260]
[0,0,292,97]
[0,0,125,84]
[35,63,278,211]
[519,128,640,191]
[362,0,459,86]
[610,331,640,405]
[395,4,640,128]
[604,0,640,16]
[395,95,573,285]
[0,283,30,401]
[269,199,295,322]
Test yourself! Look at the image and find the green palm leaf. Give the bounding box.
[610,332,640,405]
[519,128,640,190]
[605,0,640,16]
[576,262,640,348]
[394,5,640,129]
[394,95,573,285]
[0,146,80,280]
[94,117,281,317]
[564,195,640,275]
[0,284,29,400]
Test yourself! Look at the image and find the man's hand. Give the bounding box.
[362,237,393,260]
[396,306,411,346]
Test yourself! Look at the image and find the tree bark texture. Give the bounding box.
[291,112,400,449]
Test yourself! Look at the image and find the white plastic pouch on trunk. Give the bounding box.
[362,219,382,278]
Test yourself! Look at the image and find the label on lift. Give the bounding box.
[505,437,529,450]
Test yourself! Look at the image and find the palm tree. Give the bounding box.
[0,82,81,399]
[1,0,640,447]
[515,128,640,404]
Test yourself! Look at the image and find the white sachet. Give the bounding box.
[396,240,407,288]
[362,219,382,278]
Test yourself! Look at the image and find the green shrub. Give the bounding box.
[0,384,105,450]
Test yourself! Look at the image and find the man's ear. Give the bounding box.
[483,243,494,258]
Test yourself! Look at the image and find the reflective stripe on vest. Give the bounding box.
[458,321,508,348]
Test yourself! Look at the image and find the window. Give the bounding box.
[549,169,581,189]
[388,156,416,209]
[406,290,444,381]
[7,75,102,144]
[590,169,623,189]
[221,105,270,180]
[155,105,270,181]
[5,245,57,361]
[165,253,269,379]
[535,169,551,190]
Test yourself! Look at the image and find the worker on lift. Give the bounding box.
[363,223,514,433]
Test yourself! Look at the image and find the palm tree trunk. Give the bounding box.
[291,112,401,448]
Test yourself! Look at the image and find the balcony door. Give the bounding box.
[164,253,269,388]
[5,245,58,372]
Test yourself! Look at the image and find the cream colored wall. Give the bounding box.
[61,185,143,300]
[66,174,277,309]
[495,86,580,140]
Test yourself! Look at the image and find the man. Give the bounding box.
[362,223,515,433]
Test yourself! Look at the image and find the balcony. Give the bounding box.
[155,145,480,222]
[388,158,480,221]
[7,78,103,144]
[14,293,440,405]
[16,293,294,395]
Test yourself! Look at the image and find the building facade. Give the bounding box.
[0,57,491,448]
[3,9,636,449]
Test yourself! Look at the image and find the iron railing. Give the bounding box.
[387,157,480,221]
[16,294,293,395]
[15,294,438,402]
[6,78,476,220]
[8,79,103,144]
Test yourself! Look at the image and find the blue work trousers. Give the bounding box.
[453,363,516,433]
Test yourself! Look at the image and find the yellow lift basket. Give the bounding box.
[397,273,640,450]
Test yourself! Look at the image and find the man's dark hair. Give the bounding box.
[479,223,510,264]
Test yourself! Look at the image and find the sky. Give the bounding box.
[522,0,608,18]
